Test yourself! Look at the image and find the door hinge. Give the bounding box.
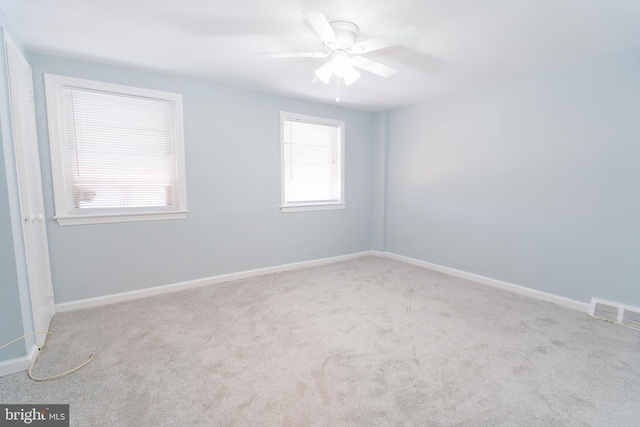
[49,286,54,297]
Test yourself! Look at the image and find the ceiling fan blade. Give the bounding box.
[303,10,338,46]
[351,56,397,78]
[351,26,419,54]
[260,52,328,59]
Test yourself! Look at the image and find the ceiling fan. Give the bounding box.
[262,11,419,88]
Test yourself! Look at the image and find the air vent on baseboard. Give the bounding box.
[622,309,640,329]
[592,301,619,322]
[589,298,640,329]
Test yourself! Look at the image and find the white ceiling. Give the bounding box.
[1,0,639,111]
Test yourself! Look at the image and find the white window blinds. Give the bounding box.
[282,117,343,205]
[58,88,176,210]
[45,74,187,225]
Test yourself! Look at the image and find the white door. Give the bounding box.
[5,34,55,347]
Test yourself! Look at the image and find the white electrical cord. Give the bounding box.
[0,331,93,381]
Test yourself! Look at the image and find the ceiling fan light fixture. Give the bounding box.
[343,66,361,86]
[331,51,351,77]
[314,62,334,84]
[331,51,360,85]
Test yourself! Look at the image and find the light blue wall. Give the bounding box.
[0,37,25,360]
[386,49,640,306]
[0,16,27,360]
[30,55,374,303]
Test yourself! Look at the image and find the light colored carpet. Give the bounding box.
[1,256,639,426]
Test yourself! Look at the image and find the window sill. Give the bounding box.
[54,210,189,226]
[280,203,346,213]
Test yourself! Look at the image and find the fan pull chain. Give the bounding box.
[336,76,341,102]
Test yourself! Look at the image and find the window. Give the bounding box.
[280,112,345,212]
[44,74,188,225]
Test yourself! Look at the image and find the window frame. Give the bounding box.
[44,74,188,226]
[280,111,346,213]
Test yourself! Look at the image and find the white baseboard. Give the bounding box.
[384,252,590,313]
[0,344,37,377]
[54,249,590,314]
[56,251,375,312]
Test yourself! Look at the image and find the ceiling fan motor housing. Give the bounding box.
[328,21,359,50]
